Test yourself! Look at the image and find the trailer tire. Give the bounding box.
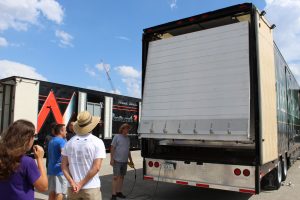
[261,161,282,190]
[282,156,288,182]
[274,161,282,189]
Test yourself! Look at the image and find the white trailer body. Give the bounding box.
[139,3,300,194]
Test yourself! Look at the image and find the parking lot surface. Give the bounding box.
[35,151,300,200]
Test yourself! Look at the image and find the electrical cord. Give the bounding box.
[125,166,137,199]
[125,164,163,200]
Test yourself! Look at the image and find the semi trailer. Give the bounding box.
[139,3,300,194]
[0,76,141,150]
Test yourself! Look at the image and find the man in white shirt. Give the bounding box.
[62,111,106,200]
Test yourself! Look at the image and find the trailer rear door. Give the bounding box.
[0,82,14,133]
[139,21,251,142]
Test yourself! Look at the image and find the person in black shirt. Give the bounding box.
[66,122,75,141]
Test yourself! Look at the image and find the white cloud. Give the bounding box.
[289,64,300,84]
[0,59,47,80]
[264,0,300,62]
[86,63,140,97]
[55,30,73,47]
[0,37,8,47]
[116,66,141,98]
[116,36,130,41]
[85,63,107,78]
[263,0,300,85]
[86,86,121,95]
[0,0,63,31]
[87,86,106,92]
[115,66,140,79]
[109,89,122,95]
[37,0,64,24]
[85,67,97,77]
[96,62,110,72]
[169,0,177,10]
[122,78,141,98]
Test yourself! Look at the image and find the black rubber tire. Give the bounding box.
[261,160,283,190]
[274,161,282,189]
[282,156,288,181]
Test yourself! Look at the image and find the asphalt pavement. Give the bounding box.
[35,151,300,200]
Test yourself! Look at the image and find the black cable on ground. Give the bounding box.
[125,167,137,199]
[125,165,162,200]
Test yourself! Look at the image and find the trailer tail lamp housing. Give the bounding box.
[148,161,153,167]
[239,4,249,9]
[234,168,241,176]
[201,14,209,19]
[144,176,154,180]
[243,169,250,177]
[154,161,160,168]
[176,20,183,25]
[188,17,195,22]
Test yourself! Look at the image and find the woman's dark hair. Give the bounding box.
[0,120,35,180]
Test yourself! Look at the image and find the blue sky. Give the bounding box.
[0,0,299,98]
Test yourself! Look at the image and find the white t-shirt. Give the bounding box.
[62,133,106,189]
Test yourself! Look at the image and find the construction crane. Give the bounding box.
[101,60,116,93]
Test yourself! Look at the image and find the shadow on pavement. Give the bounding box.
[100,168,253,200]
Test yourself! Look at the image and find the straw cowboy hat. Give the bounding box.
[74,111,100,135]
[119,123,131,133]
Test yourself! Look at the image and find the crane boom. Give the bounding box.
[102,61,116,92]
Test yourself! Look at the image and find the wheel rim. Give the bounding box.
[277,161,282,183]
[283,158,287,177]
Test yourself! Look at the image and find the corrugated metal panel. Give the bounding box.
[140,21,251,141]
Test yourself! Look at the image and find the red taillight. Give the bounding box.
[239,4,249,9]
[202,14,209,19]
[148,161,153,167]
[234,168,241,176]
[144,176,154,180]
[188,17,195,22]
[239,189,256,194]
[154,161,160,168]
[146,29,153,33]
[243,169,250,177]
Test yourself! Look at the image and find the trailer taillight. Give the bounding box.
[201,14,209,19]
[154,161,160,168]
[176,20,183,25]
[243,169,250,177]
[239,4,249,9]
[234,168,241,176]
[188,17,195,22]
[148,161,153,167]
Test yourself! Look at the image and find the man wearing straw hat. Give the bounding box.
[110,123,134,200]
[61,111,106,200]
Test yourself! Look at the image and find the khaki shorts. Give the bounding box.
[67,187,101,200]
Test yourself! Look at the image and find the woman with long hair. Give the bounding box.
[0,119,48,200]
